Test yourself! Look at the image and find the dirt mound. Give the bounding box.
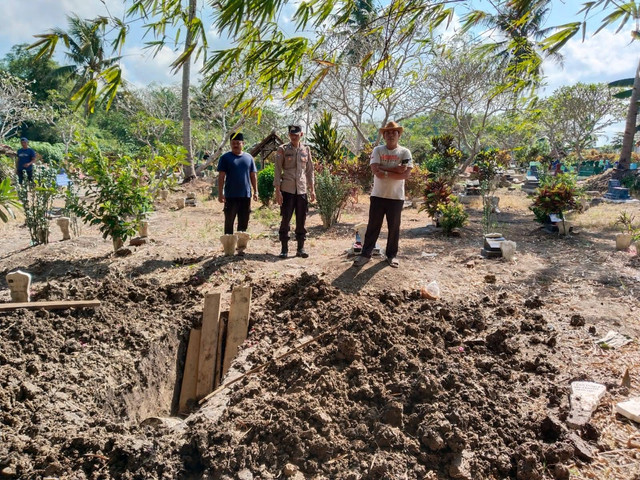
[0,271,611,479]
[181,274,588,479]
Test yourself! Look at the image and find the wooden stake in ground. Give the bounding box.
[196,293,221,399]
[221,286,252,378]
[178,328,201,414]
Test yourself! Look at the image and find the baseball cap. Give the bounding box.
[230,132,244,141]
[20,137,28,142]
[288,125,302,134]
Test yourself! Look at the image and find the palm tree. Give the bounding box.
[47,15,122,116]
[462,0,557,93]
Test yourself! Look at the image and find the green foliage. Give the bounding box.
[65,137,152,247]
[308,111,347,165]
[332,143,373,193]
[0,155,13,181]
[139,143,188,193]
[438,199,468,235]
[0,177,20,222]
[6,139,66,165]
[614,211,637,234]
[14,165,59,244]
[621,173,640,196]
[530,174,583,224]
[404,165,430,200]
[315,168,353,229]
[423,135,462,182]
[419,177,454,220]
[257,164,275,206]
[475,148,501,193]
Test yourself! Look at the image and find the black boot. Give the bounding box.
[279,241,288,258]
[296,240,309,258]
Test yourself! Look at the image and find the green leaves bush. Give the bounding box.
[65,138,152,248]
[315,168,352,228]
[257,164,275,206]
[15,165,59,245]
[438,200,468,235]
[530,174,582,224]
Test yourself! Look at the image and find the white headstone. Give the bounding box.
[570,381,606,413]
[6,270,32,302]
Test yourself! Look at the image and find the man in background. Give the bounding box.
[16,137,36,184]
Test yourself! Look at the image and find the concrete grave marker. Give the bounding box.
[615,397,640,423]
[567,381,606,428]
[56,217,71,240]
[6,270,32,303]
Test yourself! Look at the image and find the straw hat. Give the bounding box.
[379,121,403,134]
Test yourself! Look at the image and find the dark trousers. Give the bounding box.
[279,191,308,243]
[17,168,33,184]
[223,197,251,234]
[362,196,404,259]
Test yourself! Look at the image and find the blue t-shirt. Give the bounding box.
[217,151,257,198]
[17,148,36,171]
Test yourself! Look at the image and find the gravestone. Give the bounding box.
[6,270,32,303]
[522,175,540,194]
[567,381,606,429]
[616,398,640,423]
[185,192,198,207]
[56,217,71,240]
[603,179,630,201]
[481,233,505,258]
[465,180,481,196]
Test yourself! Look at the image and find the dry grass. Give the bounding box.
[573,202,640,231]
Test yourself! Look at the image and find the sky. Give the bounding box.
[0,0,638,141]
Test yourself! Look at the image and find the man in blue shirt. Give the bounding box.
[16,137,36,184]
[217,132,258,253]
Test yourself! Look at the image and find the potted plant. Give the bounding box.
[614,211,635,251]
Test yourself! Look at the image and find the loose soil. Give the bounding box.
[1,180,639,480]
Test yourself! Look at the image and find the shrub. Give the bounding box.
[308,111,347,166]
[6,139,65,165]
[139,143,188,194]
[404,165,430,200]
[14,165,58,245]
[530,174,583,224]
[65,138,152,249]
[0,177,20,222]
[423,135,463,182]
[315,168,353,228]
[333,144,373,193]
[419,177,453,221]
[257,164,275,206]
[621,173,640,196]
[438,199,468,235]
[614,211,637,234]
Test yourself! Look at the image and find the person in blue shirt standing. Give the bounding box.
[217,132,258,253]
[16,137,36,184]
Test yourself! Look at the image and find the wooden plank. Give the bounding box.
[0,300,101,312]
[196,293,221,399]
[178,328,201,414]
[221,286,252,378]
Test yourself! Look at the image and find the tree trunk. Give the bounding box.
[181,0,197,180]
[617,57,640,172]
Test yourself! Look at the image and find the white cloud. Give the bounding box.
[542,28,638,93]
[0,0,123,54]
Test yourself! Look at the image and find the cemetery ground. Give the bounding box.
[1,181,639,480]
